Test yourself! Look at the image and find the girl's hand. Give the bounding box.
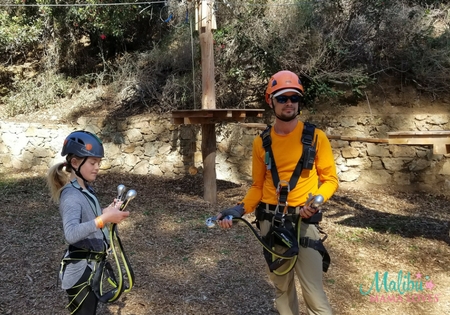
[102,200,130,224]
[111,198,123,209]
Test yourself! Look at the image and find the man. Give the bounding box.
[216,70,338,315]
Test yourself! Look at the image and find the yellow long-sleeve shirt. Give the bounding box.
[241,121,338,214]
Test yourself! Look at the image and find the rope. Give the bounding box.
[95,223,135,303]
[220,216,302,275]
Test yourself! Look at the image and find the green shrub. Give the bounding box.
[3,71,73,116]
[3,0,450,115]
[0,9,44,56]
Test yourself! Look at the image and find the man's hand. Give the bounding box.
[300,205,318,219]
[216,203,245,229]
[301,194,323,218]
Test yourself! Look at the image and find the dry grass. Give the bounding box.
[0,169,449,315]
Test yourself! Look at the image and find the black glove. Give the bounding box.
[220,203,245,219]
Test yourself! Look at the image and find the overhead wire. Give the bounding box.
[0,1,166,7]
[0,1,304,8]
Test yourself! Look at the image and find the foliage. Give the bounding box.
[104,25,195,112]
[27,0,164,74]
[0,6,44,57]
[2,0,450,116]
[2,71,73,116]
[178,0,449,105]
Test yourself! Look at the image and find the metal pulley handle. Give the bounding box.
[205,215,233,228]
[305,193,324,208]
[116,184,137,211]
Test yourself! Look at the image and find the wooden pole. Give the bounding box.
[198,0,217,203]
[201,124,217,203]
[199,0,216,109]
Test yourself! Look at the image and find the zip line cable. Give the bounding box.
[0,1,304,8]
[0,1,165,7]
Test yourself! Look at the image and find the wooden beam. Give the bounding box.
[239,123,450,154]
[328,135,389,143]
[388,130,450,136]
[386,138,450,145]
[173,117,251,124]
[388,131,450,154]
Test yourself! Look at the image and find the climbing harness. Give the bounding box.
[93,185,136,303]
[93,216,135,303]
[258,122,331,274]
[60,246,106,314]
[59,184,137,313]
[206,215,300,265]
[207,122,331,275]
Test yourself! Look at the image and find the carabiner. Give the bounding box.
[276,180,290,213]
[276,180,290,196]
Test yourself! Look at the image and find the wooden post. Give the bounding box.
[198,0,217,203]
[201,124,217,203]
[198,0,216,109]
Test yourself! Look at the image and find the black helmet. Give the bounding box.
[61,130,104,158]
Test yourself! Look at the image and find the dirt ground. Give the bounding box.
[0,169,449,315]
[1,79,450,314]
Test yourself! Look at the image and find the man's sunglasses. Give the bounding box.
[274,95,301,103]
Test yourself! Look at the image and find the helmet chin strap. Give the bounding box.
[74,157,89,183]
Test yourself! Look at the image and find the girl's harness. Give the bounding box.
[59,184,135,314]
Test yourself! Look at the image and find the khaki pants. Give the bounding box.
[260,220,333,315]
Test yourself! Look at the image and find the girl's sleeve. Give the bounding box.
[60,189,97,244]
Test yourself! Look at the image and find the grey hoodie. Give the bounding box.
[59,179,108,289]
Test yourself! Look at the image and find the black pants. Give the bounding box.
[66,266,98,315]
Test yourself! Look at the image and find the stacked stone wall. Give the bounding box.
[1,112,450,191]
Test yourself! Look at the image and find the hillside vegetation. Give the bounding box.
[1,0,450,118]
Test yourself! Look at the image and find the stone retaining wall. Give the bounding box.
[1,112,450,191]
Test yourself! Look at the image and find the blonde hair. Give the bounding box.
[46,154,77,204]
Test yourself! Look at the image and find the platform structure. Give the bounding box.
[170,0,266,204]
[171,109,264,125]
[171,109,264,204]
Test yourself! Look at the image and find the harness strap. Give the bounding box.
[257,123,331,273]
[65,267,96,314]
[299,236,331,272]
[256,204,323,224]
[58,185,134,306]
[59,229,134,305]
[59,247,106,285]
[255,205,329,272]
[261,122,317,191]
[230,217,300,261]
[66,246,106,261]
[263,217,300,274]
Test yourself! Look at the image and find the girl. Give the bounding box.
[47,130,130,314]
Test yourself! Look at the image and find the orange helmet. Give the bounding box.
[265,70,304,104]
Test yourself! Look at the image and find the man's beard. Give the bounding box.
[274,109,298,122]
